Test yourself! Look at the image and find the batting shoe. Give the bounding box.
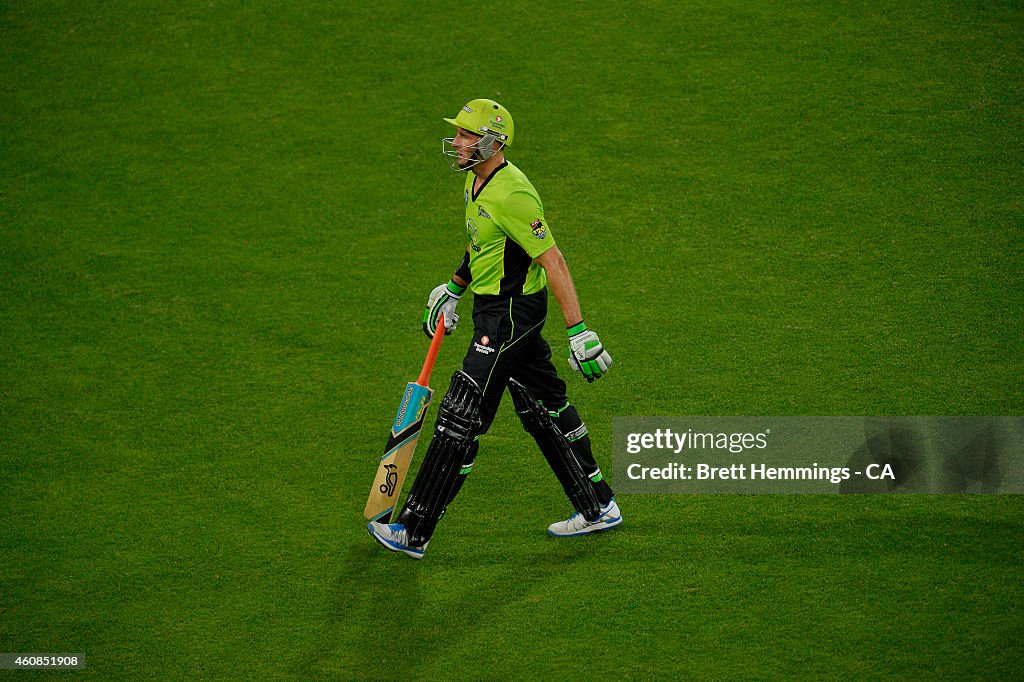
[367,521,427,559]
[548,498,623,537]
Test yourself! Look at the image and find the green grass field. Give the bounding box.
[2,1,1022,678]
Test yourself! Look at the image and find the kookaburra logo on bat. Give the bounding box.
[380,464,399,496]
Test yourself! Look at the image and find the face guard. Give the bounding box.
[441,99,514,171]
[441,132,506,172]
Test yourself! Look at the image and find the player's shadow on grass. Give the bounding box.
[304,538,426,675]
[310,524,604,676]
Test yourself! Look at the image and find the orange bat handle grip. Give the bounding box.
[416,312,446,387]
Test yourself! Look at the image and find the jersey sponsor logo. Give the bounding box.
[473,342,495,355]
[531,219,547,239]
[478,205,491,219]
[463,105,473,113]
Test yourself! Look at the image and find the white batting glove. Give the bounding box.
[422,280,463,338]
[567,321,612,382]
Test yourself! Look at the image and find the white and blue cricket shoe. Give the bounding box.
[548,498,623,537]
[367,521,427,559]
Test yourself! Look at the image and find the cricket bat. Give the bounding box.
[364,313,447,523]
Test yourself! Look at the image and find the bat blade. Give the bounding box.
[364,381,434,522]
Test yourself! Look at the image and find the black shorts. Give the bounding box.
[461,290,568,434]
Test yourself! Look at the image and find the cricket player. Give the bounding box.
[368,99,620,558]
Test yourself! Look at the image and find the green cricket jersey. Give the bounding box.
[462,161,555,296]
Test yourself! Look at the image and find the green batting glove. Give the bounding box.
[567,321,612,382]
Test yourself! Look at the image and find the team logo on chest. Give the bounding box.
[464,189,469,206]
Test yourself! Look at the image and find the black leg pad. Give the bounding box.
[398,371,482,545]
[508,378,601,522]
